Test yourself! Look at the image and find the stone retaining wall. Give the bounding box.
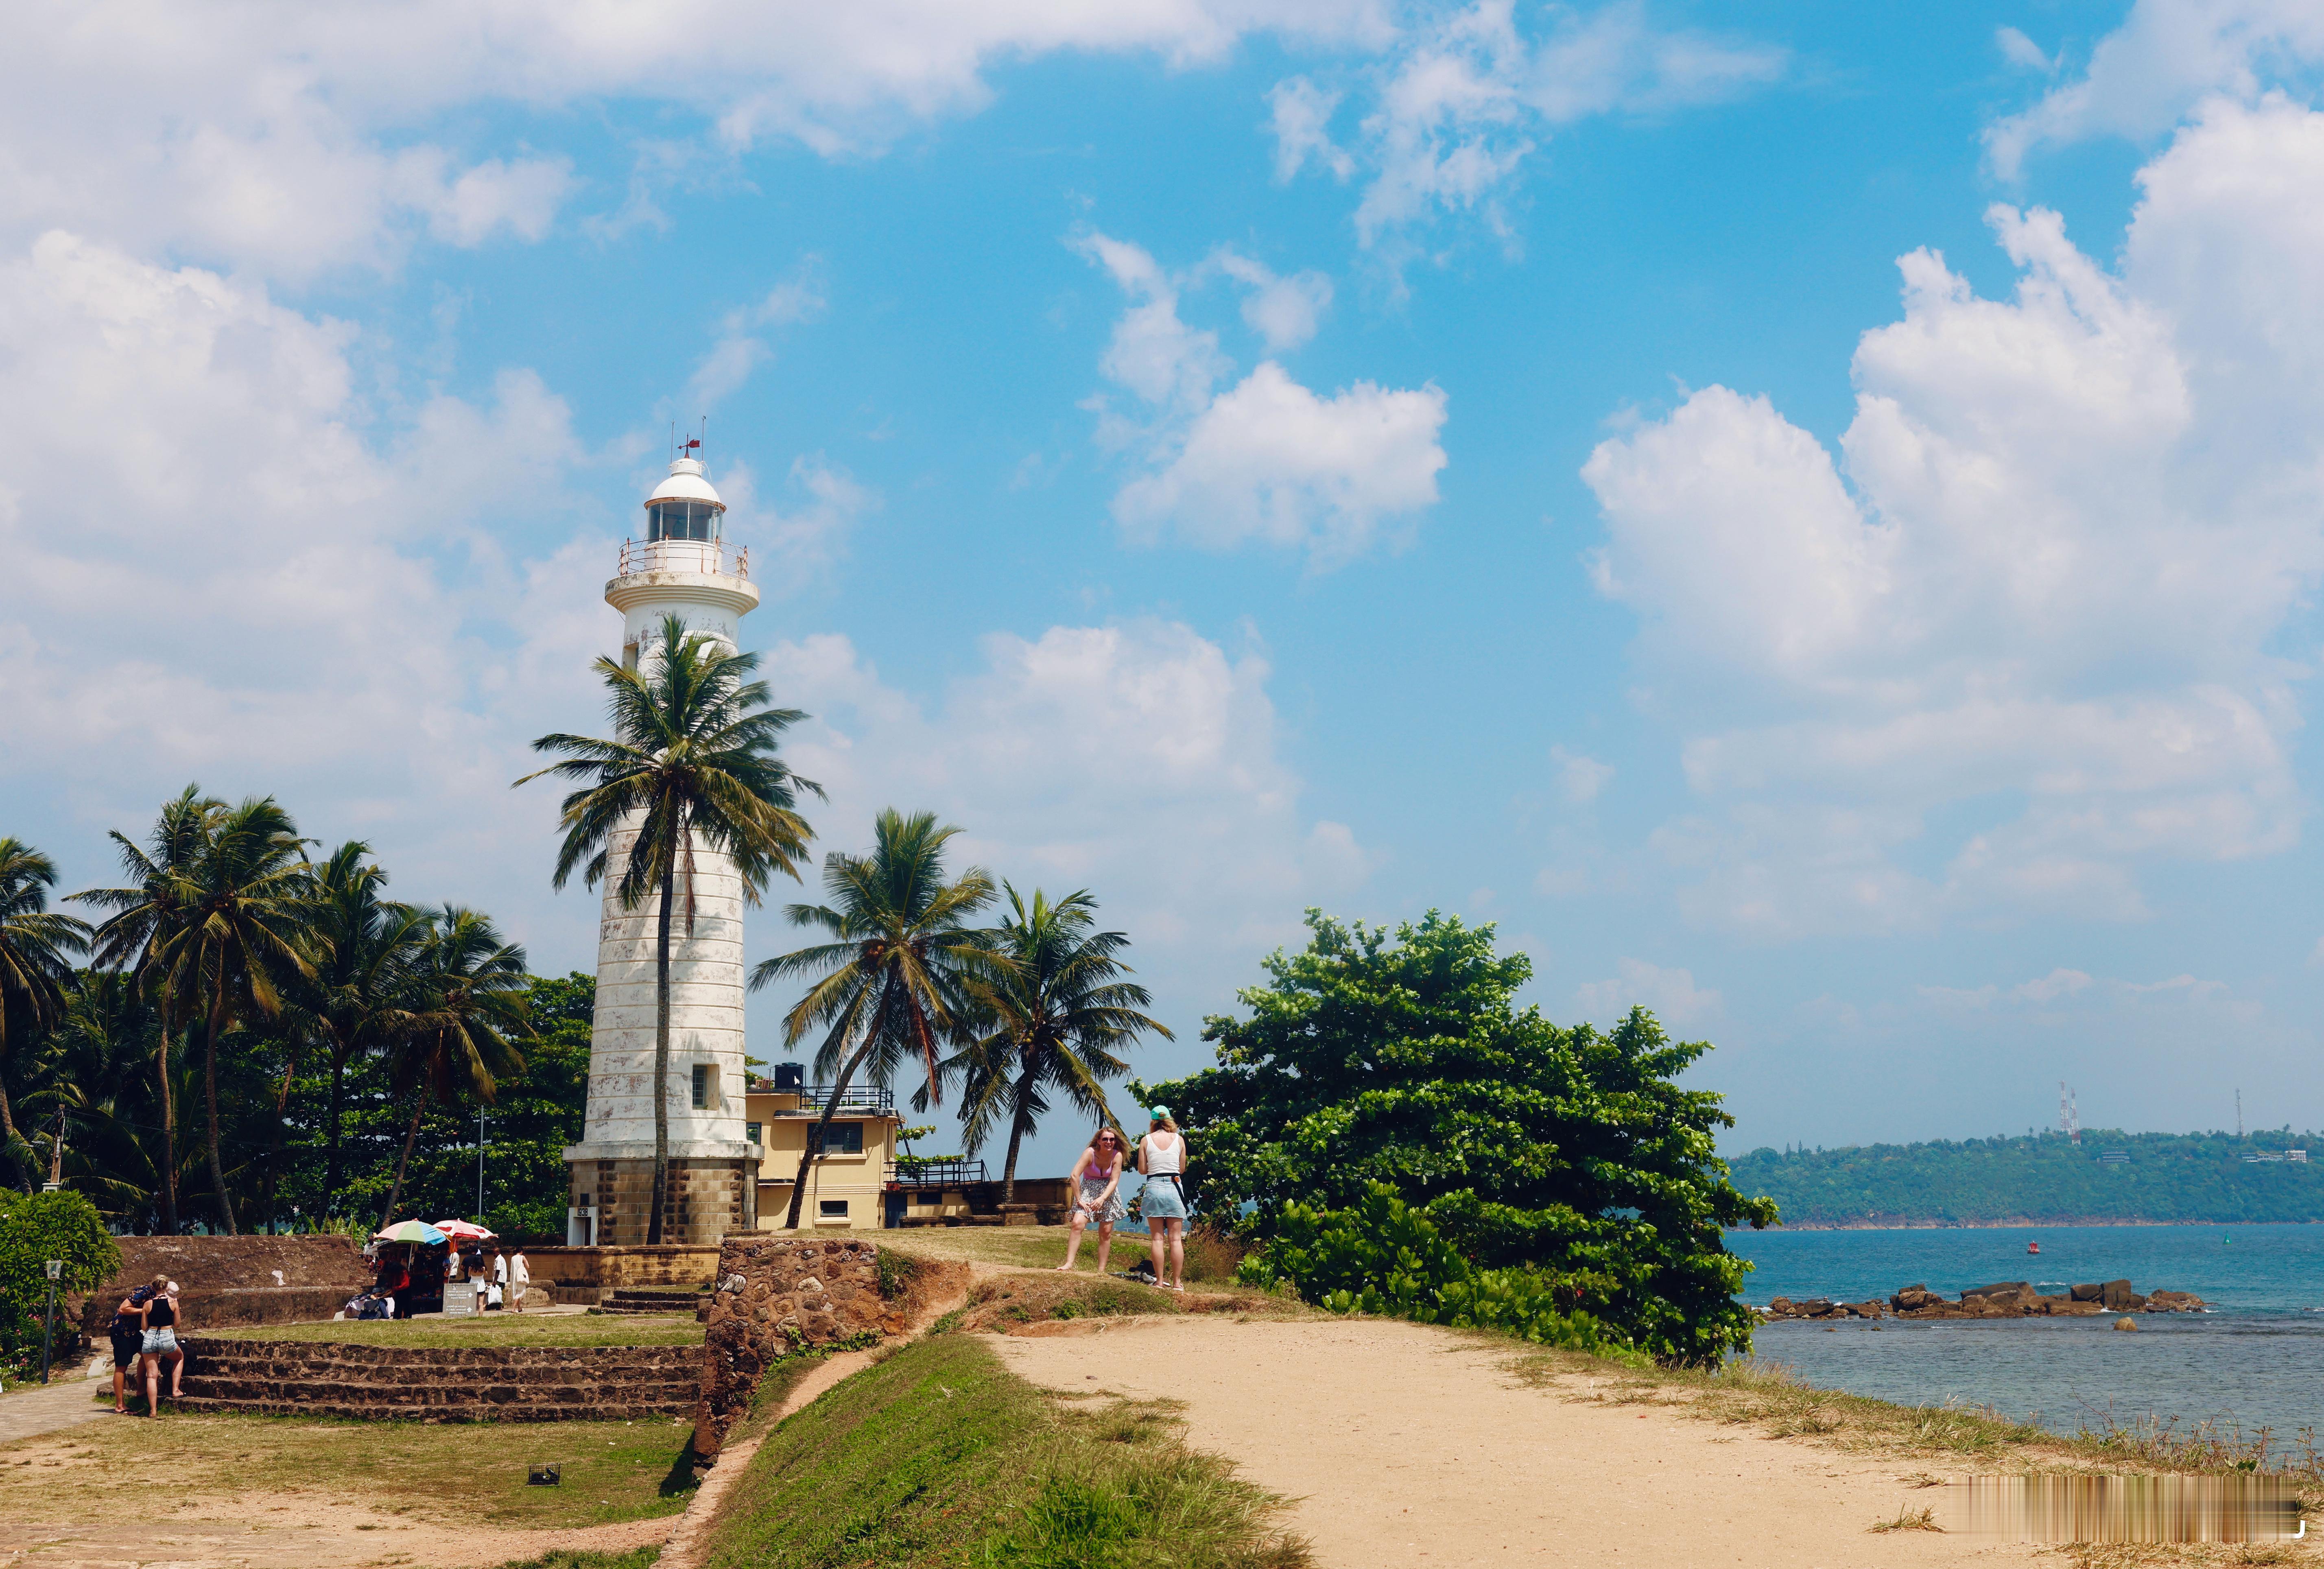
[526,1244,724,1300]
[76,1235,371,1337]
[691,1236,965,1462]
[175,1335,699,1422]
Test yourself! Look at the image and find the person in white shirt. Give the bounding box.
[1136,1108,1190,1292]
[506,1246,530,1313]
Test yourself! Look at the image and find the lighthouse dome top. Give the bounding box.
[644,457,725,543]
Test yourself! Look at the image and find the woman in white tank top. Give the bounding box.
[1136,1108,1189,1291]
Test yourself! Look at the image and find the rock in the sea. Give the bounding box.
[1961,1280,2034,1304]
[2100,1278,2145,1311]
[1891,1284,1941,1311]
[2114,1316,2139,1332]
[2143,1289,2204,1312]
[2070,1282,2104,1302]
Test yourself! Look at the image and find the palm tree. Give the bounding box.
[751,809,1000,1230]
[77,790,315,1235]
[378,907,531,1227]
[283,843,427,1219]
[943,886,1171,1205]
[0,839,92,1190]
[75,787,212,1231]
[23,970,197,1229]
[518,612,819,1245]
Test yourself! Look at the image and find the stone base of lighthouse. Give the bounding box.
[565,1145,757,1247]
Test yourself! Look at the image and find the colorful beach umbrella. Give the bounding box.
[372,1220,448,1245]
[433,1219,496,1241]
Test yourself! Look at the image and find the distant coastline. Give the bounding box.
[1727,1129,2324,1229]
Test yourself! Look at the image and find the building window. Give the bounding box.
[746,1122,762,1147]
[819,1199,849,1218]
[807,1122,863,1155]
[691,1064,717,1110]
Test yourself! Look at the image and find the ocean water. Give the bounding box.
[1723,1224,2324,1444]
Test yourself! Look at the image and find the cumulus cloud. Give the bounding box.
[1987,0,2324,177]
[1079,233,1446,567]
[1551,745,1614,804]
[1584,98,2324,936]
[1574,957,1721,1028]
[687,264,828,410]
[1995,26,2052,72]
[757,619,1373,966]
[0,0,1393,280]
[1269,1,1784,260]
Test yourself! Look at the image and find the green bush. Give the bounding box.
[1247,1183,1634,1358]
[0,1189,120,1369]
[1136,910,1776,1367]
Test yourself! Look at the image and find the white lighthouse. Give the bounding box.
[564,455,761,1246]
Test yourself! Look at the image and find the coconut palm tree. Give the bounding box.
[751,809,1000,1230]
[74,786,212,1231]
[282,842,428,1219]
[23,970,197,1229]
[941,886,1171,1205]
[518,612,819,1244]
[0,838,92,1190]
[378,907,531,1227]
[76,790,315,1234]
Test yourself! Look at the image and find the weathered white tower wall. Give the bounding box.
[565,458,762,1247]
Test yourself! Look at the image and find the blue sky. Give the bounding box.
[7,0,2324,1182]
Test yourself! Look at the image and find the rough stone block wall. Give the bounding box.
[526,1244,724,1291]
[574,1157,749,1246]
[691,1236,963,1461]
[75,1235,371,1337]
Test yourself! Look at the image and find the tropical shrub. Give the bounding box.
[1241,1183,1634,1357]
[1136,909,1778,1366]
[0,1189,120,1368]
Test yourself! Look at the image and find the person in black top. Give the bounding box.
[139,1274,183,1413]
[108,1287,149,1413]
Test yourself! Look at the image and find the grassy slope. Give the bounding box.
[199,1316,703,1347]
[700,1331,1305,1569]
[882,1224,1248,1284]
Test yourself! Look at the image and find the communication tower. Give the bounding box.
[2059,1081,2080,1143]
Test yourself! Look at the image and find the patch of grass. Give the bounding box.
[0,1411,697,1528]
[701,1332,1305,1569]
[953,1275,1294,1335]
[199,1317,703,1348]
[1868,1505,1942,1533]
[489,1549,663,1569]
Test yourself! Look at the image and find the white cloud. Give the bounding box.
[0,1,1393,280]
[1269,1,1784,260]
[1080,233,1446,567]
[1212,250,1335,353]
[688,264,829,410]
[2013,968,2094,1003]
[757,618,1372,963]
[1986,0,2324,177]
[1551,745,1614,804]
[1574,957,1721,1028]
[1995,26,2052,72]
[1267,77,1355,181]
[1586,99,2324,935]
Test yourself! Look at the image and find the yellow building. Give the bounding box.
[745,1072,904,1230]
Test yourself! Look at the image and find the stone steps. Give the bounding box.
[173,1336,701,1423]
[592,1290,708,1316]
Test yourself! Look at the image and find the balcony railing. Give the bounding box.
[885,1157,987,1188]
[763,1083,895,1116]
[617,538,751,580]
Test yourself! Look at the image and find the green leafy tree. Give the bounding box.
[1136,910,1777,1366]
[378,907,531,1226]
[751,809,998,1230]
[941,886,1169,1203]
[0,840,91,1189]
[519,612,819,1244]
[22,974,201,1229]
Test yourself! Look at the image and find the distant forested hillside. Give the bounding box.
[1728,1130,2324,1226]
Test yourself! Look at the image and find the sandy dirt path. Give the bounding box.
[997,1316,2043,1569]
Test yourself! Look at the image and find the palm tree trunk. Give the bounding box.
[1000,1063,1039,1207]
[202,988,237,1234]
[261,1049,297,1233]
[323,1046,347,1219]
[382,1092,428,1226]
[784,1042,871,1230]
[157,1029,179,1234]
[649,852,675,1246]
[0,1029,33,1191]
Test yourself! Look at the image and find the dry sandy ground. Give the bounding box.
[996,1316,2050,1569]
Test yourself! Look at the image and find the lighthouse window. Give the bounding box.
[648,500,721,543]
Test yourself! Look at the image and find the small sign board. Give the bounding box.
[442,1293,474,1316]
[44,1260,62,1281]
